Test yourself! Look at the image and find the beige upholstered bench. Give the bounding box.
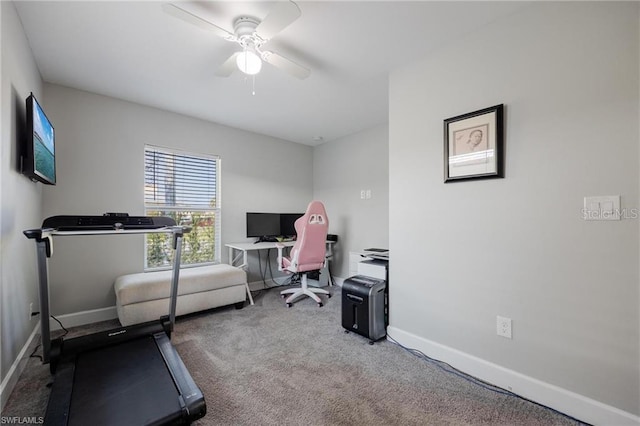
[115,264,247,326]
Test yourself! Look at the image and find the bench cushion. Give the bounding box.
[115,264,246,306]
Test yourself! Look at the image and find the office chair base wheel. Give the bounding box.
[286,303,293,308]
[327,294,332,298]
[318,302,323,307]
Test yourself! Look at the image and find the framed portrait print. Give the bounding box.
[444,104,504,183]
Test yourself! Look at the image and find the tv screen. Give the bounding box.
[246,213,280,238]
[280,213,304,237]
[23,93,56,185]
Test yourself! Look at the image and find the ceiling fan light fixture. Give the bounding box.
[236,50,262,75]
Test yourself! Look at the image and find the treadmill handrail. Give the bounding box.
[24,225,189,239]
[24,221,190,364]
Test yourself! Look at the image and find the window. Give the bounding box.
[144,145,221,269]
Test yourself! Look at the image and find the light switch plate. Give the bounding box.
[583,196,620,221]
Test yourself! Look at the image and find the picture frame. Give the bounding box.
[444,104,504,183]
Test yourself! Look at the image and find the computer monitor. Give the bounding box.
[246,213,280,239]
[280,213,303,237]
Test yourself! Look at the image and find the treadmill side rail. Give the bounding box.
[155,333,207,422]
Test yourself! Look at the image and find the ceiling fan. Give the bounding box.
[163,1,310,80]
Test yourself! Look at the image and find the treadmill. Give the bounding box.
[24,214,207,425]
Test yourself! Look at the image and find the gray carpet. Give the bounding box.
[4,286,585,425]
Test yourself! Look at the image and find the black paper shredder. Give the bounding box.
[342,275,387,342]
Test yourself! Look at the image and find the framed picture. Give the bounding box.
[444,104,504,182]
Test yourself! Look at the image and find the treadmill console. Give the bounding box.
[42,213,176,231]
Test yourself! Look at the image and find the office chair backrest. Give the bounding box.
[289,201,329,272]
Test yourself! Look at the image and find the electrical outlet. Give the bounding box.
[29,302,33,322]
[497,316,512,339]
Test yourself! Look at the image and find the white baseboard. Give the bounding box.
[386,326,640,426]
[0,324,39,411]
[49,306,118,331]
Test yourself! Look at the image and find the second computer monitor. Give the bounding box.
[280,213,304,237]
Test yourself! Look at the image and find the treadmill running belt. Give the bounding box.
[69,336,182,426]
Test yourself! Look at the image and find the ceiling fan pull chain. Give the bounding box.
[252,75,256,96]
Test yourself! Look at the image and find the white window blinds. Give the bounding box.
[144,147,219,210]
[144,145,221,269]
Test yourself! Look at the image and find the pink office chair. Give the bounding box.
[277,201,331,307]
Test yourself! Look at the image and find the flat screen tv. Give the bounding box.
[23,93,56,185]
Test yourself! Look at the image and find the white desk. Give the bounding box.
[225,241,295,305]
[226,240,335,305]
[226,241,295,270]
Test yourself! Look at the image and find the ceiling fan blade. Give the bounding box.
[163,3,235,40]
[215,52,241,77]
[263,52,310,80]
[255,1,301,41]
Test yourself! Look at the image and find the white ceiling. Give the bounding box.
[14,1,529,146]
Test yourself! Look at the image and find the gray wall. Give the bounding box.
[41,84,313,315]
[389,1,639,417]
[0,1,43,392]
[313,124,389,278]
